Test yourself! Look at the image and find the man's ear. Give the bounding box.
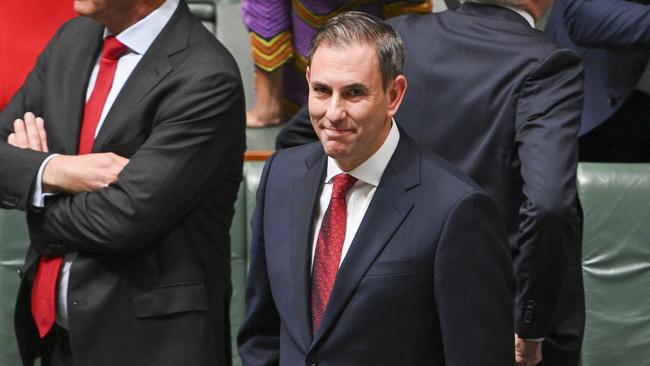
[387,75,407,118]
[306,66,311,85]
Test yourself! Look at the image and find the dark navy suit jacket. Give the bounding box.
[238,132,515,365]
[546,0,650,136]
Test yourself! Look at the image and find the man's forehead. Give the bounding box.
[311,41,379,62]
[310,43,379,79]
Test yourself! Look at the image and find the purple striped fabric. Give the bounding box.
[241,0,430,121]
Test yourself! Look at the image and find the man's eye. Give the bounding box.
[349,88,364,97]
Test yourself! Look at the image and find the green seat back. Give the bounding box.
[577,163,650,366]
[0,210,29,366]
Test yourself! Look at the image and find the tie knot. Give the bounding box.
[102,36,129,60]
[331,174,357,199]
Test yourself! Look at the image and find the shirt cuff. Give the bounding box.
[32,154,59,207]
[522,337,545,342]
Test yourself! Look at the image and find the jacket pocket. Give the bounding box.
[130,283,207,318]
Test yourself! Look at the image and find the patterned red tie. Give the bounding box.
[31,36,128,338]
[311,173,357,335]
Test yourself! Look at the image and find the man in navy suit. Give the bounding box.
[238,12,514,366]
[546,0,650,162]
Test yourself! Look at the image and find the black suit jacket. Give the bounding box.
[276,4,584,363]
[0,2,245,365]
[238,132,514,365]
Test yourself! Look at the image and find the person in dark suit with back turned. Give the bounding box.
[0,0,245,365]
[238,11,514,366]
[546,0,650,162]
[275,1,585,365]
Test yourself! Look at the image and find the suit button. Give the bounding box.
[524,310,534,324]
[608,96,618,107]
[17,269,23,279]
[306,354,318,366]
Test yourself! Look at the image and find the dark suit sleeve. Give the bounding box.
[513,49,583,338]
[563,0,650,49]
[275,105,317,149]
[0,24,63,211]
[26,67,246,255]
[237,153,281,366]
[434,191,514,365]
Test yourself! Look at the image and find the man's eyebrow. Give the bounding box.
[343,83,369,91]
[310,81,331,89]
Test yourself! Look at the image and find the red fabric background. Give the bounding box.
[0,1,76,109]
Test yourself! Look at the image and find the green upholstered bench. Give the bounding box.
[577,163,650,366]
[0,210,27,365]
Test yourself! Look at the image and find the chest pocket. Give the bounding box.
[130,282,207,318]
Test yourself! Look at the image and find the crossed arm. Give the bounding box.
[7,111,129,195]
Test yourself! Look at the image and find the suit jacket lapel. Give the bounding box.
[291,147,327,349]
[310,134,420,348]
[92,1,191,150]
[61,26,103,154]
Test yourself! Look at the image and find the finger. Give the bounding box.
[8,133,16,146]
[114,155,130,169]
[36,117,49,152]
[12,119,29,148]
[24,112,43,151]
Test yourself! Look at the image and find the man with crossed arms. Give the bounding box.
[0,0,245,364]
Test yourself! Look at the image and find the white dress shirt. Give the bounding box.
[311,120,400,268]
[502,5,536,28]
[29,0,179,328]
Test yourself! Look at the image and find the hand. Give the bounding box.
[7,112,49,152]
[515,334,543,366]
[42,153,129,194]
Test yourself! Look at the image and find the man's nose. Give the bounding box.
[325,95,346,123]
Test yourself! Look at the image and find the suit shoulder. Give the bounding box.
[388,12,440,38]
[270,142,324,172]
[49,16,102,41]
[166,8,241,80]
[388,12,435,28]
[422,150,482,194]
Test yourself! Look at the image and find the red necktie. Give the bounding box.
[31,36,128,338]
[311,173,357,335]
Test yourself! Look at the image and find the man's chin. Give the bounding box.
[73,1,96,17]
[321,140,349,160]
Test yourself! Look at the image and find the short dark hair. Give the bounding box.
[308,11,405,90]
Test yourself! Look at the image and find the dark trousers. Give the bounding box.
[579,91,650,162]
[41,325,73,366]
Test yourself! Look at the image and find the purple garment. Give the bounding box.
[242,0,428,119]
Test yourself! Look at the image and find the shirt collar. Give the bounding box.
[103,0,179,55]
[501,5,535,28]
[325,119,400,187]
